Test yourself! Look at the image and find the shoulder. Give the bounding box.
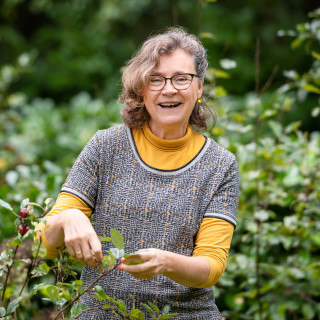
[92,124,128,144]
[204,137,237,167]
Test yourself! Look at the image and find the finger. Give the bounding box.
[81,242,98,269]
[74,248,84,259]
[89,237,103,264]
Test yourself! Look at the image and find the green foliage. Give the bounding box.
[0,198,175,319]
[1,2,320,319]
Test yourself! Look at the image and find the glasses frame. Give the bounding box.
[148,73,199,91]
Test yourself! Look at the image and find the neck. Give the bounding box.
[148,121,188,140]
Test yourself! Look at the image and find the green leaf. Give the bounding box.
[31,262,50,277]
[44,198,54,206]
[302,304,315,319]
[103,253,116,270]
[0,307,6,316]
[147,301,160,313]
[131,308,145,319]
[70,303,83,316]
[311,51,320,60]
[109,248,121,259]
[8,237,22,246]
[199,32,216,40]
[0,199,13,211]
[99,236,111,242]
[268,120,282,139]
[110,229,124,250]
[302,83,320,95]
[46,285,59,302]
[94,285,108,300]
[20,198,29,208]
[141,303,154,315]
[159,314,177,319]
[162,305,170,315]
[7,297,23,314]
[311,106,320,117]
[31,282,50,295]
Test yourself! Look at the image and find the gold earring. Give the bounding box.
[197,97,202,103]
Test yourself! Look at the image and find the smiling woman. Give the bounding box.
[36,27,239,319]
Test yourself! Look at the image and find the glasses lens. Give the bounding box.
[172,74,193,89]
[149,76,165,90]
[148,74,194,91]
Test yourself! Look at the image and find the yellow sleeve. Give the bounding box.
[35,192,92,258]
[192,217,234,288]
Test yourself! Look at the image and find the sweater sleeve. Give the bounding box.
[192,217,234,288]
[35,192,92,258]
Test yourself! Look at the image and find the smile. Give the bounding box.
[159,102,181,108]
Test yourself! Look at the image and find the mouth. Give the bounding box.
[158,102,181,108]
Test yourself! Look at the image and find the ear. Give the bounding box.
[197,80,204,98]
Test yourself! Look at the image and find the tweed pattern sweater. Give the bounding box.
[61,124,239,319]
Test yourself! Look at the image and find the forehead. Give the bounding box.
[152,49,196,74]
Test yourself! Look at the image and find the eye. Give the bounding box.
[150,76,164,83]
[174,75,189,83]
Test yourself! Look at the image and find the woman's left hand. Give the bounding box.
[117,248,167,279]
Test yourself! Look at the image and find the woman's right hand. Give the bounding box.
[45,209,103,268]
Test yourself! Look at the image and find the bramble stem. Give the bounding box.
[1,245,19,303]
[52,263,120,320]
[18,238,42,296]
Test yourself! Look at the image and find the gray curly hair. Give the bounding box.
[119,27,215,130]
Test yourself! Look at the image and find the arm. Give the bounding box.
[117,218,234,288]
[118,249,210,288]
[45,208,103,268]
[36,192,102,268]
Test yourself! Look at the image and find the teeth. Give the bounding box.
[159,102,180,107]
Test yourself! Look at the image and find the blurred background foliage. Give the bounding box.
[0,0,320,319]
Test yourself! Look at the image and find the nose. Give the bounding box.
[162,79,178,94]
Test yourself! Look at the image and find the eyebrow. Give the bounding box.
[150,71,193,76]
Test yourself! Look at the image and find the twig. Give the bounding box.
[258,65,279,97]
[18,238,42,296]
[73,306,131,320]
[255,38,260,94]
[1,245,19,303]
[254,37,263,320]
[52,263,120,320]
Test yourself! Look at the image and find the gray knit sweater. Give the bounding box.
[61,124,239,319]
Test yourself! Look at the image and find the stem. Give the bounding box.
[18,238,42,296]
[1,245,19,303]
[27,202,45,211]
[52,263,120,320]
[73,306,131,320]
[254,37,262,320]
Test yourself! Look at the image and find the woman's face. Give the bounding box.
[143,49,203,139]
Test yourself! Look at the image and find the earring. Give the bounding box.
[197,97,202,103]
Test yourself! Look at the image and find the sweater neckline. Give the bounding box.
[126,126,210,175]
[142,124,193,151]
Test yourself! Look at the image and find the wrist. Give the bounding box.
[161,250,174,275]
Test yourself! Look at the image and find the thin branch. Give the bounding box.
[18,238,42,296]
[255,37,260,94]
[52,263,120,320]
[258,65,279,97]
[254,36,262,320]
[1,245,19,303]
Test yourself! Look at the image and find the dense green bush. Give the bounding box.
[1,4,320,320]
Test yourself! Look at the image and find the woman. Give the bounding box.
[37,27,239,319]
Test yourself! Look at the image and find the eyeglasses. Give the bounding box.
[148,73,199,91]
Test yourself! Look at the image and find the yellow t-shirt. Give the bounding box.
[37,124,234,288]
